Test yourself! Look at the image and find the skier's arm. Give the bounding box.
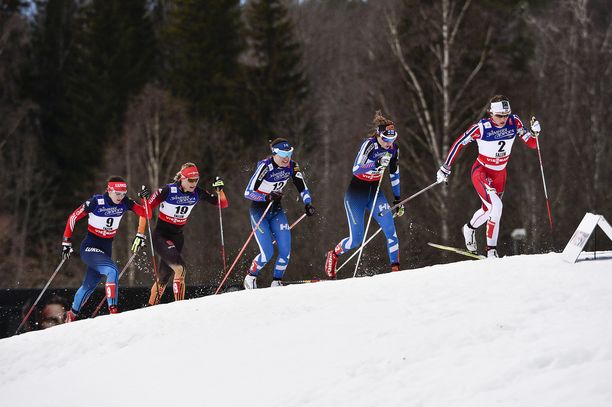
[291,161,312,205]
[515,115,537,149]
[62,203,89,241]
[198,186,229,208]
[125,198,151,219]
[443,124,479,168]
[389,149,400,199]
[244,161,268,202]
[352,140,378,175]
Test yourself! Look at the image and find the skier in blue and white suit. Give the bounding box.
[325,111,404,278]
[243,138,315,289]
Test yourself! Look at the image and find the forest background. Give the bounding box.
[1,0,611,290]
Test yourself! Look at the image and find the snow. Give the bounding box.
[1,253,612,407]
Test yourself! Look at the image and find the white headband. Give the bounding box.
[490,100,511,115]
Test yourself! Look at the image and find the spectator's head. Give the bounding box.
[39,295,70,329]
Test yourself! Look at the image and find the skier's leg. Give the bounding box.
[270,210,291,283]
[325,184,369,278]
[71,266,102,314]
[371,193,400,268]
[246,206,274,287]
[485,169,507,251]
[148,231,175,305]
[336,187,369,254]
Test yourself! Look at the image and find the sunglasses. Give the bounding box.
[494,114,509,118]
[186,178,199,183]
[110,190,127,198]
[272,147,294,158]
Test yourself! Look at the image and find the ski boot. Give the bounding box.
[487,246,499,258]
[270,279,283,287]
[462,223,477,253]
[108,305,119,314]
[65,309,78,323]
[391,263,401,272]
[244,273,257,289]
[325,250,338,279]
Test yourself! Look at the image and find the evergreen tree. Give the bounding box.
[162,0,243,119]
[241,0,308,143]
[28,0,155,193]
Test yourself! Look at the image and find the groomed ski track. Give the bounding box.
[2,253,612,407]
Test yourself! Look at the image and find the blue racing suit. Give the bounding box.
[334,137,401,265]
[244,157,311,280]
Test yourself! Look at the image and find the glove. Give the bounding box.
[61,240,73,260]
[131,233,146,253]
[376,153,392,170]
[436,165,451,183]
[305,204,316,217]
[266,191,283,202]
[138,185,151,200]
[393,198,405,217]
[530,116,541,134]
[212,176,224,191]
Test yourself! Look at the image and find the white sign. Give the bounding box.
[562,212,612,263]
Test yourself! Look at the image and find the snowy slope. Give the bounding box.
[1,253,612,407]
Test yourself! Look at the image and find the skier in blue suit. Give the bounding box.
[325,111,404,278]
[243,138,315,289]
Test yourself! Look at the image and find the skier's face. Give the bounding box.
[181,177,199,192]
[491,113,509,127]
[273,154,291,167]
[377,136,394,150]
[108,189,126,204]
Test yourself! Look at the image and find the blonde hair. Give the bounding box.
[369,110,394,137]
[173,162,197,182]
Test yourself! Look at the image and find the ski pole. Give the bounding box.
[379,180,442,216]
[216,188,227,276]
[353,167,387,278]
[15,258,67,334]
[214,201,273,294]
[532,116,553,232]
[142,185,162,304]
[91,249,139,318]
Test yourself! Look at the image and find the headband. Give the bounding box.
[180,166,200,179]
[108,182,127,192]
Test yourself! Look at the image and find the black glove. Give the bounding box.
[266,191,283,202]
[393,198,405,217]
[305,204,316,217]
[138,185,151,200]
[61,240,73,260]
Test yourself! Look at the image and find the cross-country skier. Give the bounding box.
[324,111,404,279]
[243,138,315,289]
[136,163,228,306]
[436,95,541,258]
[61,176,151,321]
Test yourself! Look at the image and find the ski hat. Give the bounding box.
[271,140,294,158]
[377,123,397,143]
[107,181,127,193]
[180,165,200,180]
[490,100,511,116]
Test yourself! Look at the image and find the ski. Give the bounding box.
[282,278,322,285]
[427,242,485,260]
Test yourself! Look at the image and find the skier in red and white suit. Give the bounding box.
[436,95,541,258]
